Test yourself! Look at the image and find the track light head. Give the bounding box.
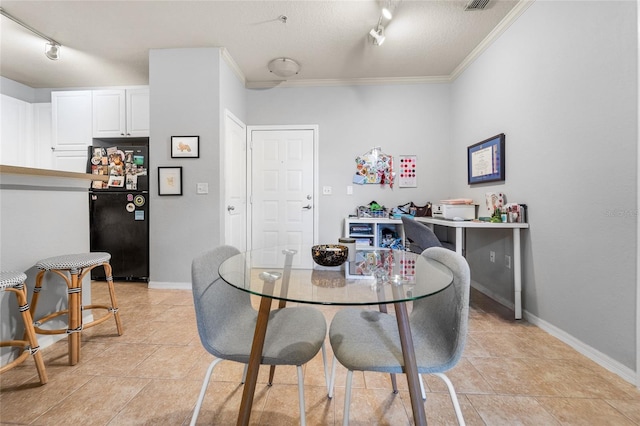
[45,42,60,60]
[369,25,386,46]
[382,7,393,20]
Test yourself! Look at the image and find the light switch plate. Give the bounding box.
[196,183,209,194]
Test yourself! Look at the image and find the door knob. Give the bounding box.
[227,205,235,212]
[302,205,312,210]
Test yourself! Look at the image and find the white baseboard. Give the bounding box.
[148,281,192,290]
[471,280,515,311]
[471,280,637,386]
[525,312,636,385]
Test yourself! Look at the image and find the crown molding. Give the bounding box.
[220,47,246,86]
[246,75,451,89]
[450,0,536,81]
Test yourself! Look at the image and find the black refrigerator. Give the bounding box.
[88,142,149,281]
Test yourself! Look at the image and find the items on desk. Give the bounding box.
[433,203,476,220]
[356,201,389,218]
[485,192,505,215]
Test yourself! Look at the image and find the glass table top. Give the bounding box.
[218,245,453,306]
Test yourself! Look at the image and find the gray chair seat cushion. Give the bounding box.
[329,307,454,374]
[202,304,327,366]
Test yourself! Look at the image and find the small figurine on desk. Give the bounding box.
[490,208,503,223]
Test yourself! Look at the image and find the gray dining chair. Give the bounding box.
[190,245,328,426]
[401,215,455,252]
[328,246,470,425]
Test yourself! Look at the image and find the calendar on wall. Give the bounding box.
[398,155,417,187]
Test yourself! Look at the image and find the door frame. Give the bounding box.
[220,109,248,250]
[246,124,319,251]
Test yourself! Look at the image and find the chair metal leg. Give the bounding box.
[433,372,465,426]
[343,370,353,426]
[296,365,307,426]
[328,354,338,399]
[241,363,248,384]
[190,358,225,426]
[321,342,329,392]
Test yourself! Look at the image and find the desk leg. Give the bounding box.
[513,229,522,320]
[455,228,463,256]
[237,293,274,426]
[394,301,426,425]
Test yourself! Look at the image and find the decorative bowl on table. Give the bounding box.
[311,244,348,267]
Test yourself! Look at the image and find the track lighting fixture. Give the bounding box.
[369,25,386,46]
[45,42,61,60]
[0,7,62,60]
[381,6,393,20]
[369,1,395,46]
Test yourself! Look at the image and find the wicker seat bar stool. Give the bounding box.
[29,253,123,365]
[0,271,47,384]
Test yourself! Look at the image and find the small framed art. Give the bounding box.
[171,136,199,158]
[158,166,183,196]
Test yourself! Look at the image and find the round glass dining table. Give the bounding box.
[219,245,454,426]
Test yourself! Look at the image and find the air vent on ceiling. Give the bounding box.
[465,0,490,10]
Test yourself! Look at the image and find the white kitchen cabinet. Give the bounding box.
[92,88,149,138]
[51,90,93,151]
[52,150,90,173]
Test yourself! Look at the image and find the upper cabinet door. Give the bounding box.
[93,90,126,138]
[92,88,149,138]
[126,88,150,137]
[52,91,93,150]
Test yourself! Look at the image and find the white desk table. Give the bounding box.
[415,217,529,319]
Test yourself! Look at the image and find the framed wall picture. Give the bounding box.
[467,133,505,185]
[158,166,183,196]
[171,136,199,158]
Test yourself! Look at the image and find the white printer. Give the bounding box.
[432,201,476,220]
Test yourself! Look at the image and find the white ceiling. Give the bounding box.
[0,0,524,89]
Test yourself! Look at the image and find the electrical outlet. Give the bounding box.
[490,251,495,263]
[505,255,511,269]
[322,186,332,195]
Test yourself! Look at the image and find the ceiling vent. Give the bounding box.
[465,0,490,10]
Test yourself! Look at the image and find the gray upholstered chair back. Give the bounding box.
[191,245,251,360]
[401,216,443,253]
[411,246,470,372]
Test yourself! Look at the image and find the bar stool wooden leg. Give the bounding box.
[103,262,123,335]
[67,269,82,365]
[1,271,47,385]
[16,283,48,384]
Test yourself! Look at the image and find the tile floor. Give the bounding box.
[2,281,640,425]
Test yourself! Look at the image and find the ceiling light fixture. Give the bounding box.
[268,57,301,78]
[0,7,62,60]
[369,25,386,46]
[369,2,395,46]
[381,7,393,20]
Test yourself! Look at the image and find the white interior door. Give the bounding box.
[223,111,247,251]
[249,126,317,264]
